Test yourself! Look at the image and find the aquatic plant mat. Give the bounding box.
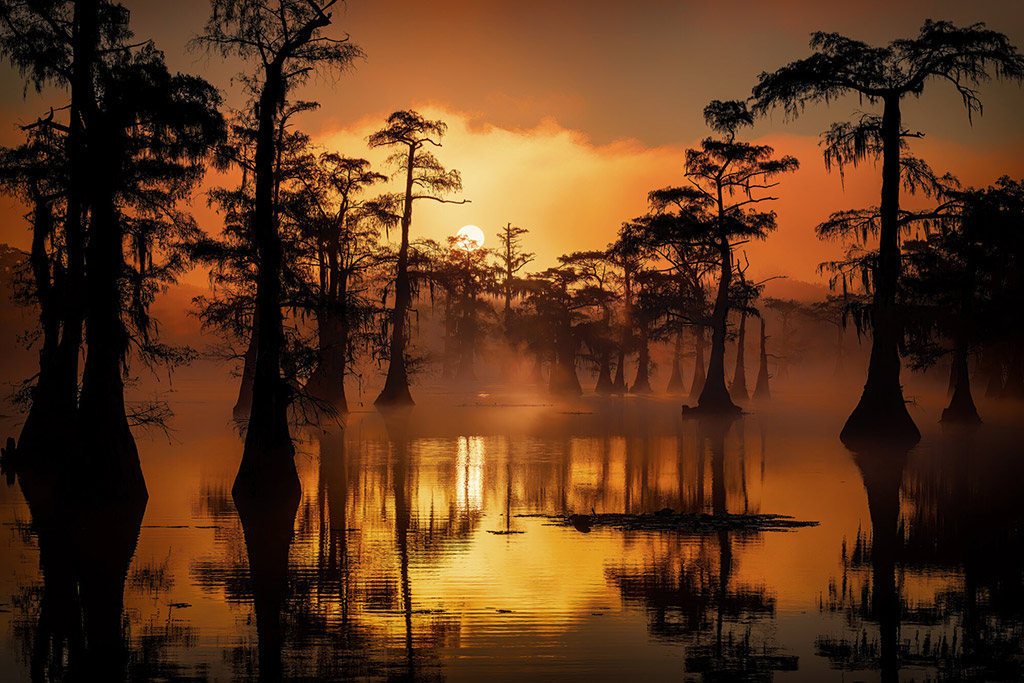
[523,512,819,533]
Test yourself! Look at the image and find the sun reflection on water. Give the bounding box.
[456,436,485,513]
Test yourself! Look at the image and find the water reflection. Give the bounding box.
[608,417,798,681]
[12,450,146,682]
[2,397,1022,681]
[819,427,1024,682]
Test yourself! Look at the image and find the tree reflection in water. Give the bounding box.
[607,417,798,682]
[5,400,1023,681]
[818,426,1024,682]
[11,443,147,682]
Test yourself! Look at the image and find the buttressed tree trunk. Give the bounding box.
[666,333,685,394]
[77,113,145,498]
[549,329,582,396]
[941,333,981,424]
[692,241,740,414]
[595,351,614,394]
[840,96,919,448]
[237,62,298,492]
[305,311,349,414]
[595,309,614,394]
[689,327,706,400]
[233,319,257,419]
[753,318,771,400]
[456,303,477,381]
[630,322,653,394]
[612,350,627,394]
[730,311,749,402]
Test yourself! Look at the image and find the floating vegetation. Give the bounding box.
[531,510,818,534]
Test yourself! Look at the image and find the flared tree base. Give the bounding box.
[630,377,653,395]
[940,405,982,425]
[666,363,685,394]
[550,369,583,397]
[940,384,982,425]
[375,381,415,409]
[840,389,921,450]
[235,437,300,500]
[729,383,748,403]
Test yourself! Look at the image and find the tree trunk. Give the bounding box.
[691,241,740,415]
[78,114,145,498]
[612,350,627,394]
[841,96,920,448]
[689,327,706,400]
[305,310,349,415]
[376,144,416,408]
[941,335,981,424]
[18,196,81,459]
[237,65,297,491]
[595,352,614,394]
[630,322,653,394]
[730,311,748,402]
[549,328,582,396]
[233,320,257,419]
[667,332,685,394]
[456,297,476,381]
[753,317,771,400]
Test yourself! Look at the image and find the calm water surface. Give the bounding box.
[1,381,1022,682]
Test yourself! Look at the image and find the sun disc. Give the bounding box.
[456,224,485,250]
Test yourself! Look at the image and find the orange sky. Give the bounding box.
[2,0,1023,287]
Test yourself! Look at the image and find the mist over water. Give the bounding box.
[2,368,1021,682]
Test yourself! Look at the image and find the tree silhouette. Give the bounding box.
[559,250,619,394]
[294,153,386,414]
[648,100,797,414]
[728,264,762,403]
[193,102,315,420]
[752,20,1024,446]
[809,294,862,379]
[762,297,807,385]
[524,263,593,396]
[0,125,75,450]
[903,178,1024,423]
[420,236,497,381]
[752,316,771,400]
[194,0,361,491]
[1,0,224,495]
[368,110,467,407]
[495,222,534,339]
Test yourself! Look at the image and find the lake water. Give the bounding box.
[1,378,1022,682]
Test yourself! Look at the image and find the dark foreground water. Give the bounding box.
[1,380,1022,682]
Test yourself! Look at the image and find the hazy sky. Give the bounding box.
[2,0,1023,286]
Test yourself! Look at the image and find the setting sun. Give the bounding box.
[455,224,485,250]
